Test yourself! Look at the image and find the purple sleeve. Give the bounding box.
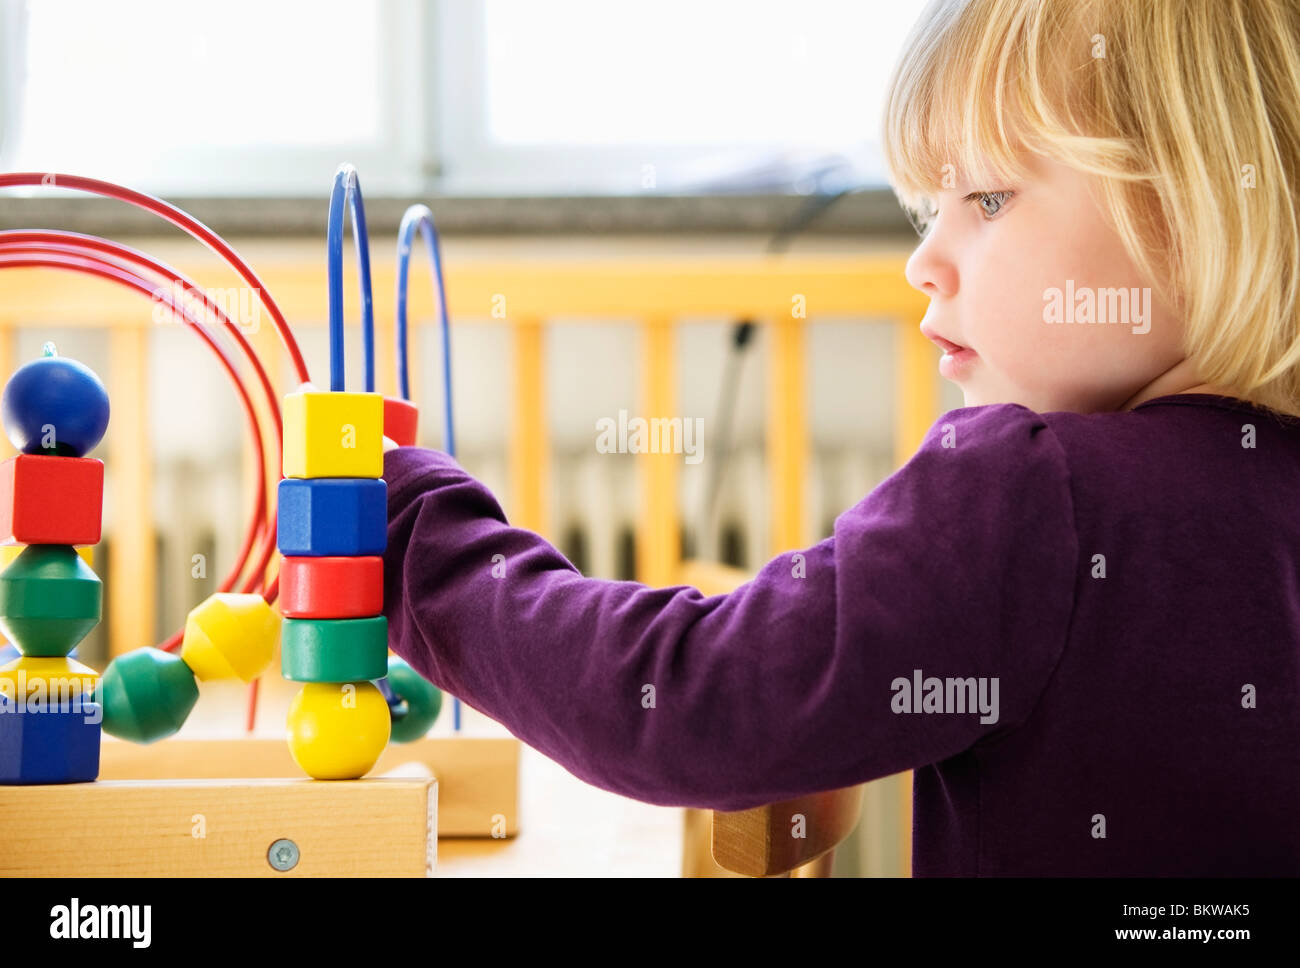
[382,403,1077,811]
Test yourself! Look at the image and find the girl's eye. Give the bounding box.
[910,205,937,237]
[966,190,1014,220]
[905,197,939,237]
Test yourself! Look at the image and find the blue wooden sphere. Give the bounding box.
[1,344,110,457]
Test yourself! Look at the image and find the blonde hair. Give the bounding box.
[883,0,1300,419]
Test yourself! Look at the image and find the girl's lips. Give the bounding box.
[937,346,977,380]
[920,324,978,379]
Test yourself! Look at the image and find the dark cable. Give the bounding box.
[695,183,861,562]
[698,320,756,562]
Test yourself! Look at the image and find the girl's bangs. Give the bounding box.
[883,0,1090,220]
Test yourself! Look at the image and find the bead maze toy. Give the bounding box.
[0,167,518,876]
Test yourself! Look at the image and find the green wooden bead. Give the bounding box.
[386,656,442,743]
[100,647,199,744]
[280,616,388,683]
[0,545,101,656]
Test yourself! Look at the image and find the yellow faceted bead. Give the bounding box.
[0,654,100,703]
[282,391,383,480]
[286,680,391,780]
[180,592,279,682]
[0,544,93,567]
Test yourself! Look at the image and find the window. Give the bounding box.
[435,0,921,195]
[0,0,928,197]
[0,0,427,195]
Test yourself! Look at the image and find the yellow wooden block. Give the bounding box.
[0,654,100,702]
[282,391,383,479]
[180,592,279,682]
[0,545,93,567]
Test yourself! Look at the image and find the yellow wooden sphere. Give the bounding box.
[286,680,391,780]
[180,592,279,682]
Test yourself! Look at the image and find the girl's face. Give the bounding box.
[904,152,1185,414]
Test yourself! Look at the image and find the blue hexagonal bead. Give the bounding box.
[277,478,387,557]
[0,698,102,784]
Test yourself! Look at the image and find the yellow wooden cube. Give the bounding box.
[0,545,93,567]
[282,391,383,479]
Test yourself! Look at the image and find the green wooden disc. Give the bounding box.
[385,656,442,743]
[100,647,199,744]
[0,545,102,656]
[281,616,388,683]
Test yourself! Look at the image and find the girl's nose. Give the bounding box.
[904,227,958,300]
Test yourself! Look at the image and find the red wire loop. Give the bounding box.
[0,173,321,733]
[0,232,283,600]
[0,248,270,620]
[0,173,310,384]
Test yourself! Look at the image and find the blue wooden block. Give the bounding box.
[277,478,387,557]
[0,699,102,784]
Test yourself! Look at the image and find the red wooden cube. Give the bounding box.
[278,555,383,619]
[0,455,103,546]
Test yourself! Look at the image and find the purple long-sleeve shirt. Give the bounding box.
[382,393,1300,876]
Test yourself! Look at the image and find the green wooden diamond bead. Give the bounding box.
[386,656,443,743]
[0,545,102,656]
[280,616,388,683]
[100,647,200,744]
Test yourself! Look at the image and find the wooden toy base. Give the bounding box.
[0,777,435,876]
[97,735,520,837]
[0,736,519,877]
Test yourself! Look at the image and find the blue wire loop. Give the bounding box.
[326,164,377,392]
[392,201,460,727]
[395,202,461,729]
[395,204,456,456]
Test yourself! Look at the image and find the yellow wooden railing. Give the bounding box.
[0,247,939,875]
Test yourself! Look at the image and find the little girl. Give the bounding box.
[382,0,1300,875]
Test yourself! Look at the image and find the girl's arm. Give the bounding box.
[382,403,1077,811]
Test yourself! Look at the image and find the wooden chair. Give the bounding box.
[712,784,865,877]
[675,560,865,877]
